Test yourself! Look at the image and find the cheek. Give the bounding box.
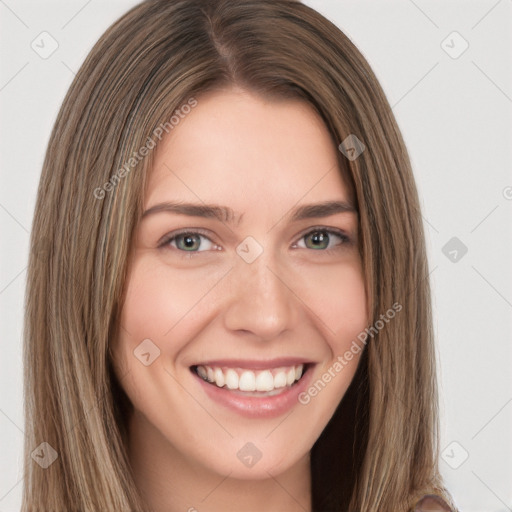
[295,259,368,343]
[117,257,223,351]
[293,260,367,407]
[109,250,368,478]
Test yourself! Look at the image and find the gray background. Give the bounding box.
[1,1,511,511]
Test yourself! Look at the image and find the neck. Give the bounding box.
[127,409,312,512]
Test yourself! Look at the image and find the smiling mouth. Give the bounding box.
[191,363,310,395]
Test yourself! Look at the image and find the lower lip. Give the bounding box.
[192,365,314,419]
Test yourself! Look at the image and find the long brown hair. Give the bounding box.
[23,0,454,510]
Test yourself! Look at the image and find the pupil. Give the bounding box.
[308,231,328,249]
[181,234,199,250]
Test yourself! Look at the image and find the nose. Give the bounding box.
[222,252,297,341]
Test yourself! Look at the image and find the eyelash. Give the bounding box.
[157,226,351,254]
[293,227,351,251]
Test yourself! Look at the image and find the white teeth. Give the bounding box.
[214,368,225,387]
[273,371,287,389]
[225,369,239,390]
[238,371,256,392]
[255,370,274,392]
[195,364,305,392]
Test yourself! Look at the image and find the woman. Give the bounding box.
[23,0,458,510]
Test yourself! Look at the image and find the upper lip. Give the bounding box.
[192,357,314,370]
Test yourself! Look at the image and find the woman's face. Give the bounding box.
[112,87,368,480]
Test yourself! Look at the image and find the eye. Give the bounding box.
[159,230,219,252]
[294,228,349,251]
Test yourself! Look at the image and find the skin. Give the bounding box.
[111,87,369,512]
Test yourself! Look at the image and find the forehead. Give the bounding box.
[145,88,352,214]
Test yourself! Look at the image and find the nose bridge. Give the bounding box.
[223,246,295,339]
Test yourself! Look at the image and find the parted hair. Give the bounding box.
[23,1,455,510]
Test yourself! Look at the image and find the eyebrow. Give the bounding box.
[141,200,356,225]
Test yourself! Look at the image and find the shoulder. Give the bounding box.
[413,494,456,511]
